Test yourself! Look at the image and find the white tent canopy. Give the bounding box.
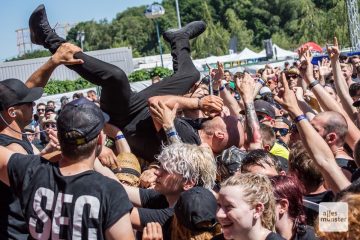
[236,48,263,60]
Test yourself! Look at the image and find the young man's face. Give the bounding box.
[154,166,185,195]
[37,105,46,117]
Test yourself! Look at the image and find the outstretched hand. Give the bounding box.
[150,101,178,129]
[298,46,314,83]
[209,62,224,89]
[318,58,332,77]
[52,43,84,66]
[274,72,302,116]
[236,73,255,102]
[326,37,340,61]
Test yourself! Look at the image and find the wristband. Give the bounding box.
[213,90,219,95]
[294,114,307,123]
[115,134,125,141]
[219,85,226,91]
[308,80,319,90]
[166,131,178,138]
[258,78,266,86]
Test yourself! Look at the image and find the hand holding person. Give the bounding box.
[51,43,84,66]
[149,102,179,130]
[98,146,118,168]
[142,222,163,240]
[198,95,224,116]
[40,128,60,156]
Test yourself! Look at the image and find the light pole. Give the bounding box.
[175,0,181,29]
[145,4,165,67]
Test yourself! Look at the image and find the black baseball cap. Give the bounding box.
[218,146,247,176]
[57,97,109,145]
[254,100,276,119]
[175,187,217,232]
[0,78,43,110]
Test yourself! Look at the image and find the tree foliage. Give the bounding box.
[16,0,351,61]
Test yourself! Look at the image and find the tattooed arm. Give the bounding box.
[236,74,263,150]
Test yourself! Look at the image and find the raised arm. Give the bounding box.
[328,37,358,120]
[25,43,83,88]
[236,73,263,150]
[278,72,350,192]
[298,47,360,150]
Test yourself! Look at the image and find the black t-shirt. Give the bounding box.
[0,134,34,240]
[138,189,174,226]
[8,153,133,239]
[303,191,334,226]
[138,189,174,240]
[335,157,357,174]
[123,108,201,161]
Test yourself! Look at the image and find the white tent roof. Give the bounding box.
[237,48,263,60]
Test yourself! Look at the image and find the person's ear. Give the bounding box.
[214,130,225,140]
[263,144,271,152]
[7,107,16,117]
[182,179,195,191]
[326,133,336,144]
[253,202,265,220]
[278,199,289,214]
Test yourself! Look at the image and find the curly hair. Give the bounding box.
[156,143,217,189]
[221,173,276,231]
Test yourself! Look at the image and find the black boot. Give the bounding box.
[29,4,66,53]
[163,21,206,43]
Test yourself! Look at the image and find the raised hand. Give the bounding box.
[326,37,340,61]
[209,62,224,90]
[149,101,178,129]
[236,73,255,102]
[52,43,84,66]
[275,72,302,116]
[318,58,332,77]
[298,46,314,83]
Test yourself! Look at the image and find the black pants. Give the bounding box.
[67,38,200,129]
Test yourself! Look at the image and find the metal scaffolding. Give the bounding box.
[346,0,360,50]
[15,23,75,56]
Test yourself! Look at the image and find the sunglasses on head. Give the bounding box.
[273,127,290,136]
[44,123,57,129]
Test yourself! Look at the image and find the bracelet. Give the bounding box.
[258,78,266,86]
[308,80,319,90]
[166,131,178,138]
[294,114,307,123]
[115,134,125,141]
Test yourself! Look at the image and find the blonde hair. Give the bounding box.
[316,193,360,239]
[156,143,217,189]
[221,173,276,231]
[170,215,222,240]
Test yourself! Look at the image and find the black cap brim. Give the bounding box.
[18,87,43,105]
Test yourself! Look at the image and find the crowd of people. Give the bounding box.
[0,3,359,240]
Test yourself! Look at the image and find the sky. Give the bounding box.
[0,0,156,61]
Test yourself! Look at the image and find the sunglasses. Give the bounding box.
[37,108,45,112]
[287,74,299,79]
[44,123,57,129]
[273,127,290,136]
